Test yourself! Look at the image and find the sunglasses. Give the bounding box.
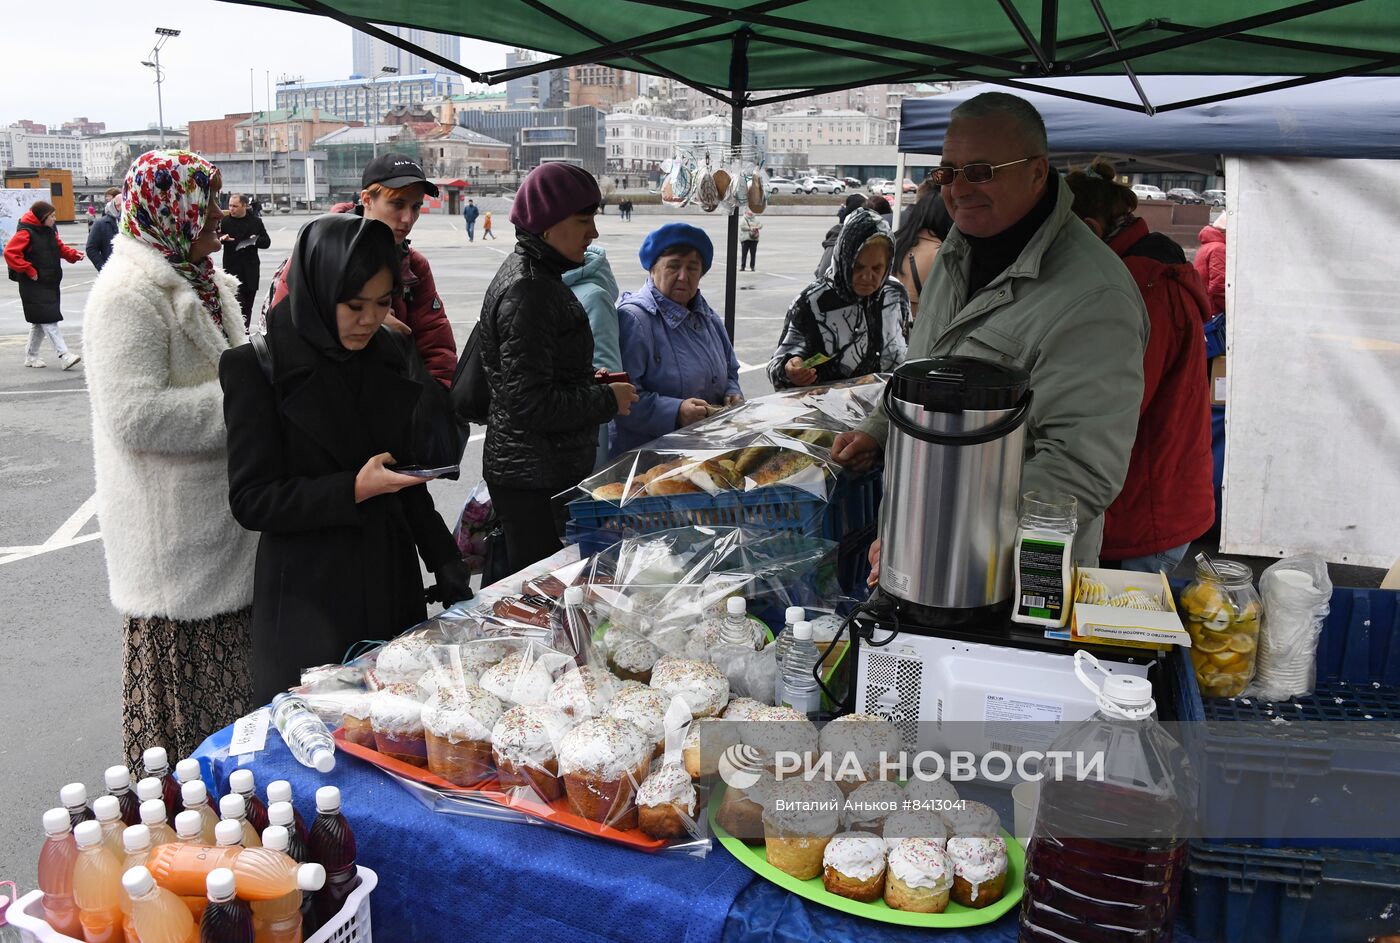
[928,156,1042,187]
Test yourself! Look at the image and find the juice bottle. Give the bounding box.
[63,782,97,829]
[219,794,262,848]
[215,821,245,849]
[121,866,196,943]
[200,869,254,943]
[174,812,204,845]
[252,827,304,943]
[264,804,310,864]
[308,787,356,925]
[139,800,179,849]
[228,771,269,835]
[73,820,124,943]
[119,825,153,938]
[180,783,220,845]
[135,778,164,807]
[106,766,143,827]
[37,808,84,938]
[145,845,325,901]
[141,749,182,825]
[173,761,215,811]
[263,784,307,846]
[1019,652,1195,943]
[92,796,127,863]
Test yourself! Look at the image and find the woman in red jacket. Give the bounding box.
[1066,161,1215,574]
[1194,215,1227,315]
[5,200,84,369]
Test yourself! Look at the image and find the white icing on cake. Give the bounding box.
[491,705,574,767]
[373,635,435,685]
[369,683,426,735]
[610,636,661,673]
[944,800,1001,838]
[883,810,949,844]
[547,666,622,718]
[416,665,480,700]
[479,652,556,706]
[946,835,1008,895]
[637,764,696,814]
[888,838,953,892]
[762,778,843,835]
[605,686,671,743]
[823,832,887,881]
[819,713,902,779]
[557,717,651,779]
[842,780,905,828]
[721,697,767,721]
[421,685,503,743]
[649,658,728,718]
[741,707,819,765]
[341,693,375,721]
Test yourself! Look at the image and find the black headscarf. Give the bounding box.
[280,214,402,363]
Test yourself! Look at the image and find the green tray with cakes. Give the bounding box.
[708,782,1024,928]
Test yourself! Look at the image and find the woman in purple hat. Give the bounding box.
[480,163,638,571]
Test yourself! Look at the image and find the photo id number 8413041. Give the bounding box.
[903,798,966,813]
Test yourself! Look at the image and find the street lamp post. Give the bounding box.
[141,27,180,147]
[371,66,398,157]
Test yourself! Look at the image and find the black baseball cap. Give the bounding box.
[361,153,439,197]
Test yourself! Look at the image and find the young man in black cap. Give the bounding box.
[261,153,457,384]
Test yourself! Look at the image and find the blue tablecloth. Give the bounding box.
[195,727,1200,943]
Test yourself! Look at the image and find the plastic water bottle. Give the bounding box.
[270,695,337,774]
[200,868,254,943]
[228,769,269,835]
[105,765,143,827]
[61,782,96,829]
[309,787,357,925]
[779,621,821,718]
[37,808,83,938]
[718,596,764,648]
[771,606,804,707]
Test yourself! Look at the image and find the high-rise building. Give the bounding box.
[276,73,466,127]
[569,65,639,113]
[505,49,570,110]
[352,28,461,78]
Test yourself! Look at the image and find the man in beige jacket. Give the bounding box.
[833,92,1148,566]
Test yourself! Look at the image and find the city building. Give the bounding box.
[188,113,253,156]
[604,105,678,174]
[62,118,107,136]
[505,49,569,109]
[676,114,767,153]
[569,65,639,113]
[198,151,329,206]
[352,28,461,79]
[416,126,512,177]
[275,73,466,128]
[81,129,186,184]
[806,144,939,181]
[0,128,85,175]
[457,106,605,174]
[236,109,356,154]
[764,109,890,171]
[314,126,423,197]
[10,120,47,135]
[450,91,509,113]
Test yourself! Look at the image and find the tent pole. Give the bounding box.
[724,27,751,342]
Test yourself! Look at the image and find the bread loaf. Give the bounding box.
[749,451,822,488]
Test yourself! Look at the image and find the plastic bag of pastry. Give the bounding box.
[696,152,720,212]
[660,154,694,207]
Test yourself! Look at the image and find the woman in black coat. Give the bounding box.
[220,214,471,702]
[4,199,84,369]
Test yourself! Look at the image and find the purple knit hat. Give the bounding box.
[510,163,601,234]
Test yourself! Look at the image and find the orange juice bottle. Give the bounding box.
[146,844,324,901]
[92,796,127,866]
[139,801,179,849]
[73,821,124,943]
[219,795,261,849]
[251,826,305,943]
[180,783,219,845]
[38,808,84,938]
[121,866,196,943]
[119,824,153,941]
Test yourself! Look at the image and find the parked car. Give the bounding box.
[800,175,846,194]
[1131,184,1167,201]
[866,177,890,191]
[1202,189,1227,207]
[766,175,801,194]
[1166,188,1205,204]
[840,176,863,189]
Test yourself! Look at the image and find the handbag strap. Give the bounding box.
[250,332,274,384]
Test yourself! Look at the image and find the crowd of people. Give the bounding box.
[1,89,1223,773]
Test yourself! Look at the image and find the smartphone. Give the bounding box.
[388,464,460,479]
[595,369,632,385]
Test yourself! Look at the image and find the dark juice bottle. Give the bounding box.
[308,786,357,925]
[200,868,255,943]
[104,766,143,827]
[228,769,269,835]
[143,747,183,825]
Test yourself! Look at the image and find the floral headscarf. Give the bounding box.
[121,150,225,327]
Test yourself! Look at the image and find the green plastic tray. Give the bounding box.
[708,782,1025,928]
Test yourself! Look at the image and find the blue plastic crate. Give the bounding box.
[1184,841,1400,943]
[1169,586,1400,852]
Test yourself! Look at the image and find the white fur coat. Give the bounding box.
[84,236,257,620]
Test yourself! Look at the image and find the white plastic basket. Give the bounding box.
[10,866,376,943]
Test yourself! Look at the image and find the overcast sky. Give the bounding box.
[0,0,512,132]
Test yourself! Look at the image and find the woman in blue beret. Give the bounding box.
[611,222,743,456]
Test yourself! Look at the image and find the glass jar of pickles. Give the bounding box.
[1180,559,1263,698]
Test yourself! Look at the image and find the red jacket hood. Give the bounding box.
[18,209,43,227]
[1198,225,1225,245]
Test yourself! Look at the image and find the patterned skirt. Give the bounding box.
[121,607,254,768]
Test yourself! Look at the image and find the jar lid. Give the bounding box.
[890,357,1029,413]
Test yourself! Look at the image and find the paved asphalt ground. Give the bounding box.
[0,209,833,890]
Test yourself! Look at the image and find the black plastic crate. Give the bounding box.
[1184,841,1400,943]
[1169,586,1400,852]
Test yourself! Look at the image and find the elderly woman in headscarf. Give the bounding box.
[83,150,257,764]
[769,208,912,389]
[611,222,742,456]
[219,214,471,702]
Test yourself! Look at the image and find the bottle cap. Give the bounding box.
[785,606,805,625]
[121,866,155,898]
[727,596,746,616]
[182,780,208,807]
[1102,672,1155,709]
[175,759,201,784]
[206,867,237,902]
[93,795,121,822]
[229,769,255,795]
[139,799,166,827]
[793,620,813,641]
[311,748,336,774]
[74,821,102,848]
[220,793,246,820]
[60,783,88,810]
[296,863,327,892]
[266,780,293,805]
[123,824,152,854]
[104,765,132,791]
[215,820,244,847]
[142,747,168,773]
[175,810,203,839]
[43,808,71,836]
[564,585,584,606]
[267,801,295,827]
[315,786,341,814]
[135,778,163,803]
[261,824,290,853]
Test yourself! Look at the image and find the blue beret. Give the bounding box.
[639,222,714,273]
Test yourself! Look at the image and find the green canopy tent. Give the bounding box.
[218,0,1400,334]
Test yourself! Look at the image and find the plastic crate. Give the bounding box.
[1184,841,1400,943]
[1168,586,1400,851]
[566,470,882,549]
[9,866,376,943]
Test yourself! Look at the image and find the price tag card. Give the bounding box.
[229,708,270,757]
